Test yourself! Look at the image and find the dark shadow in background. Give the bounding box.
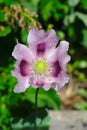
[0,32,17,66]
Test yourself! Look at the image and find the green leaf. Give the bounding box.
[76,88,87,98]
[73,60,87,69]
[74,101,87,110]
[20,29,28,44]
[64,15,70,26]
[31,0,40,5]
[79,60,87,68]
[11,118,24,130]
[23,87,61,110]
[68,26,75,37]
[57,31,65,40]
[0,25,11,37]
[40,0,53,21]
[76,12,87,27]
[81,29,87,48]
[80,0,87,10]
[74,71,86,81]
[3,0,19,5]
[64,13,76,26]
[22,0,38,12]
[0,12,5,22]
[68,0,80,7]
[0,0,3,4]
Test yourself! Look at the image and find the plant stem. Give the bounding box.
[35,88,39,130]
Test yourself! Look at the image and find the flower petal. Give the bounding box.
[54,73,70,92]
[46,48,61,78]
[37,42,46,56]
[19,59,29,76]
[47,40,70,74]
[27,28,59,56]
[57,41,71,65]
[12,42,34,76]
[51,60,61,77]
[12,69,30,93]
[11,43,35,92]
[45,29,59,48]
[43,83,51,91]
[32,76,45,88]
[27,28,47,46]
[46,40,70,92]
[12,43,35,62]
[13,80,29,93]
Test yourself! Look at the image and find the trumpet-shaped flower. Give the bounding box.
[12,28,71,93]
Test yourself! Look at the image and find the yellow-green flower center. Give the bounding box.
[34,60,47,74]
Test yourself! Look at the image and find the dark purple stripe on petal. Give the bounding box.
[52,61,61,77]
[19,60,29,76]
[37,43,45,56]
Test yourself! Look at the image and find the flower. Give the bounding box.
[12,28,71,93]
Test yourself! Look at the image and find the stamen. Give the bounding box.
[34,60,47,74]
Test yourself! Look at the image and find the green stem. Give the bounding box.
[35,88,39,130]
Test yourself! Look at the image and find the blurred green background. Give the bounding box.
[0,0,87,129]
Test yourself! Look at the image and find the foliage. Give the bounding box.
[11,108,50,130]
[0,0,41,43]
[39,0,87,49]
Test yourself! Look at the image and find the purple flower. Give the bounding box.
[12,28,71,93]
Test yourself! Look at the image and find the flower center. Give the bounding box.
[34,60,47,74]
